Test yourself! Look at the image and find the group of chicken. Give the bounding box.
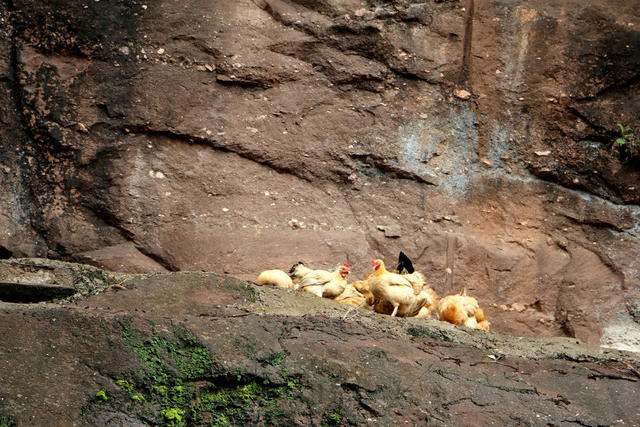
[256,252,489,331]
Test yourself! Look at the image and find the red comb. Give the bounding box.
[371,259,376,265]
[344,263,350,268]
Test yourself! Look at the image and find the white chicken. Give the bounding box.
[289,262,350,298]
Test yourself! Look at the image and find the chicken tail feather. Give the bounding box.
[408,293,429,317]
[396,251,415,274]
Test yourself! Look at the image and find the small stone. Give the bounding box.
[572,178,580,184]
[384,224,401,238]
[535,150,551,156]
[454,89,471,100]
[500,304,509,311]
[511,302,526,312]
[157,47,165,54]
[205,64,215,72]
[376,225,385,232]
[480,157,492,166]
[222,208,229,212]
[288,219,300,229]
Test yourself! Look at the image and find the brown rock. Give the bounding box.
[0,0,638,350]
[453,88,472,100]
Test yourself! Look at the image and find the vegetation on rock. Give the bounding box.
[84,321,304,425]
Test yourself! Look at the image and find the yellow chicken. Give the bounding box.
[369,259,425,317]
[413,287,439,318]
[403,271,426,293]
[437,289,490,331]
[333,284,370,309]
[394,252,439,317]
[256,269,294,289]
[351,277,376,307]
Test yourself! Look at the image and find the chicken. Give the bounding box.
[321,264,351,298]
[369,259,426,317]
[333,284,370,309]
[373,285,436,317]
[256,269,294,289]
[394,252,439,317]
[350,277,376,307]
[403,271,426,294]
[474,308,490,331]
[289,261,314,285]
[290,262,350,298]
[395,252,437,298]
[437,289,490,331]
[414,306,432,319]
[414,287,439,318]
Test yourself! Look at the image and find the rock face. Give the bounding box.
[0,0,639,348]
[0,262,639,426]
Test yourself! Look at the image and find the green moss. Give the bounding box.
[131,394,146,403]
[112,322,301,425]
[264,407,285,424]
[194,381,263,425]
[209,412,230,427]
[95,390,108,402]
[122,323,218,387]
[116,379,134,393]
[0,417,15,427]
[154,385,169,396]
[260,351,286,366]
[322,412,342,426]
[162,407,185,427]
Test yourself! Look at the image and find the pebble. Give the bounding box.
[288,219,301,229]
[511,302,526,312]
[453,89,471,100]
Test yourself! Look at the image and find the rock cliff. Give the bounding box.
[0,0,639,348]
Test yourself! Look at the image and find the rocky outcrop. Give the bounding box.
[0,0,639,347]
[1,261,639,426]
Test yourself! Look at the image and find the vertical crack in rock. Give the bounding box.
[3,0,47,255]
[459,0,475,87]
